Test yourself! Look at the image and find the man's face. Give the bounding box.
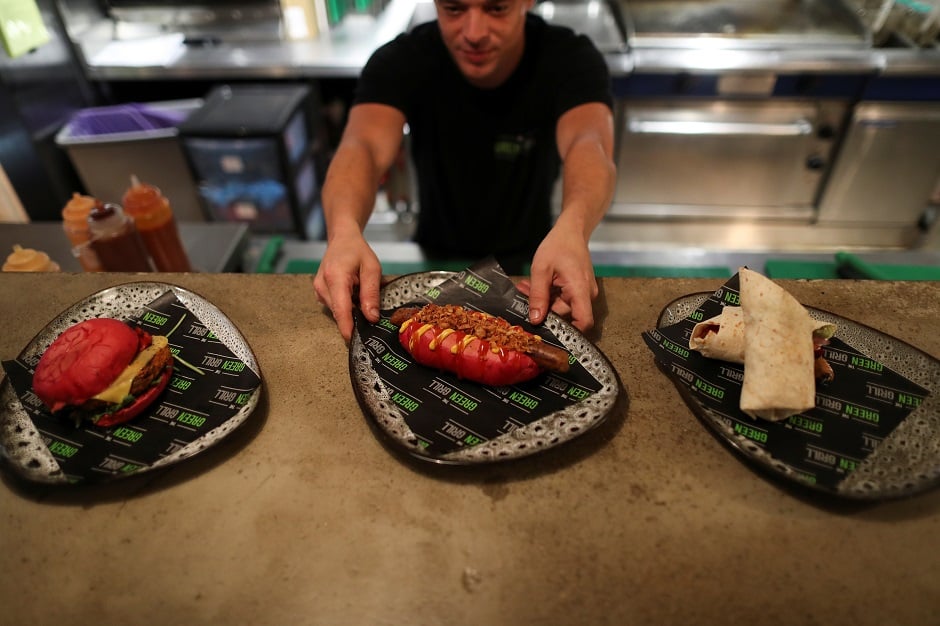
[434,0,535,89]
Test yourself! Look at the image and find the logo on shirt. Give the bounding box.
[493,133,535,161]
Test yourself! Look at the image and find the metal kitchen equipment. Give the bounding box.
[608,0,873,221]
[817,101,940,227]
[100,0,284,41]
[533,0,627,53]
[611,98,849,220]
[621,0,872,49]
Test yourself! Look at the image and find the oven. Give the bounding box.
[606,0,870,221]
[611,95,849,220]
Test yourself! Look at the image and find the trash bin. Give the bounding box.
[55,99,206,222]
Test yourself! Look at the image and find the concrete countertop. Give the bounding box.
[0,273,938,625]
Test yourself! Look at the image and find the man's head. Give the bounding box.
[434,0,535,89]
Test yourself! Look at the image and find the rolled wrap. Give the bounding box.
[689,306,747,364]
[738,268,836,421]
[688,270,837,421]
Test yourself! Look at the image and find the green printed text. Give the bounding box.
[464,275,490,295]
[142,312,169,327]
[844,404,879,424]
[898,393,922,409]
[382,352,409,371]
[112,427,142,443]
[449,392,478,412]
[48,441,78,458]
[662,339,690,358]
[850,356,883,373]
[734,422,767,444]
[789,414,824,433]
[694,378,724,400]
[509,391,539,410]
[392,392,419,413]
[177,412,207,427]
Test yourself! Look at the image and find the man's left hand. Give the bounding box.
[518,226,598,332]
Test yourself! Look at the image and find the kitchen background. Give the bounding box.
[2,0,939,274]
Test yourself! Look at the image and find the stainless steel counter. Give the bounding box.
[60,0,940,79]
[67,0,417,80]
[0,222,249,273]
[242,235,940,276]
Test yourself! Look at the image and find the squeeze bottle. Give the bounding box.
[3,245,61,272]
[122,177,193,272]
[87,202,154,272]
[62,192,103,272]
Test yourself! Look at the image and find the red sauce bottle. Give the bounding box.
[87,202,155,272]
[122,178,193,272]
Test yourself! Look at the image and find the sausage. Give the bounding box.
[526,341,572,373]
[389,307,422,327]
[390,304,570,385]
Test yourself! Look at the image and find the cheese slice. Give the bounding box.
[92,336,168,404]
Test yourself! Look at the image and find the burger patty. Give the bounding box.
[73,342,172,415]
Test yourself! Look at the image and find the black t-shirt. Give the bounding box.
[354,14,613,260]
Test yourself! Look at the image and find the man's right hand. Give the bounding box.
[313,234,383,341]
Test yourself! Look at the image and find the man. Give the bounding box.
[314,0,615,341]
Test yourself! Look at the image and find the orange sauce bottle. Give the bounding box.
[62,192,103,272]
[3,245,61,272]
[122,177,193,272]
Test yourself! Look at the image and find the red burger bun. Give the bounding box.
[33,318,173,427]
[34,319,139,411]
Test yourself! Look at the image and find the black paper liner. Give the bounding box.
[1,284,261,484]
[350,258,621,464]
[642,272,938,500]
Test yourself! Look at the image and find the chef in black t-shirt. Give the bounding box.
[314,0,616,340]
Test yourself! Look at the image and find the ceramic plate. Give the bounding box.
[350,272,622,465]
[0,282,262,484]
[658,293,940,500]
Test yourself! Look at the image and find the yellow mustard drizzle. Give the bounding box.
[410,323,435,352]
[430,328,454,350]
[451,335,477,355]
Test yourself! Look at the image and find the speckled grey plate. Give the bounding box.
[659,293,940,500]
[351,272,622,465]
[0,282,261,485]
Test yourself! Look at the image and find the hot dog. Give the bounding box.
[390,304,570,386]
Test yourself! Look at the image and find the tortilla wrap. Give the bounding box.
[687,269,837,421]
[689,306,747,364]
[738,268,835,421]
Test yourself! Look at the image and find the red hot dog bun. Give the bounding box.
[33,318,173,427]
[395,304,567,386]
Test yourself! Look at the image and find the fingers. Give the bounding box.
[526,267,551,326]
[321,273,356,341]
[566,279,597,332]
[568,269,599,331]
[525,254,598,332]
[313,251,382,342]
[357,258,382,324]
